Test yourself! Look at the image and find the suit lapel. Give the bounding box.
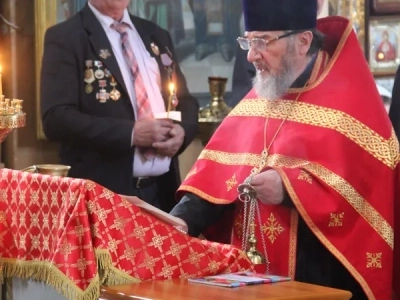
[131,16,169,109]
[80,4,131,108]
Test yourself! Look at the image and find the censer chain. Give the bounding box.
[255,198,270,275]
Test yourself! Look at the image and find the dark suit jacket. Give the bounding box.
[390,66,400,142]
[41,4,199,212]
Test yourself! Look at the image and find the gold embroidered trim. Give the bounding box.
[198,150,262,167]
[228,99,399,169]
[179,185,232,204]
[96,249,141,286]
[288,178,375,299]
[308,51,323,84]
[276,169,298,278]
[0,259,99,300]
[0,249,141,300]
[198,150,394,249]
[288,21,353,93]
[288,210,298,279]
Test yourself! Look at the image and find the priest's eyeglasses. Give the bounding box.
[237,31,300,52]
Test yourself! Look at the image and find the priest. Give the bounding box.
[171,0,400,299]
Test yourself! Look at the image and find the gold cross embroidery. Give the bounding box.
[298,170,312,184]
[226,174,238,192]
[329,212,344,227]
[262,213,284,244]
[366,252,382,268]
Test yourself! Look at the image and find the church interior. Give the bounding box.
[0,0,399,299]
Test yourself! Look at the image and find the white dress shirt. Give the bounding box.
[89,3,171,177]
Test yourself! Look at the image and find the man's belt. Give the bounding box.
[133,177,157,189]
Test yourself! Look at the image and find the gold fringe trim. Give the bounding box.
[0,249,142,300]
[0,258,100,300]
[95,249,141,286]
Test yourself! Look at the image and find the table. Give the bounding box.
[100,279,352,300]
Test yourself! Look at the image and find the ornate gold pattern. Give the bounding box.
[226,174,237,191]
[198,150,394,249]
[308,51,323,84]
[228,99,399,169]
[0,113,26,129]
[0,169,252,300]
[366,253,382,269]
[261,213,284,244]
[278,169,299,279]
[286,181,375,299]
[199,150,262,167]
[329,212,344,227]
[297,170,312,184]
[288,22,353,93]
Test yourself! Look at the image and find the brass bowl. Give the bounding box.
[21,164,71,177]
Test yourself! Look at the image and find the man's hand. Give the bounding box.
[250,169,284,205]
[152,124,185,157]
[133,118,173,147]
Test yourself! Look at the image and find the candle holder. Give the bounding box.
[197,77,232,145]
[0,95,26,143]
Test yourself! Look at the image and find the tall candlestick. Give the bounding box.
[0,65,2,96]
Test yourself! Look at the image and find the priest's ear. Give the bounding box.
[297,31,313,56]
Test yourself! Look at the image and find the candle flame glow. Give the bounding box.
[169,82,175,94]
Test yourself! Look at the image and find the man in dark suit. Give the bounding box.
[41,0,199,212]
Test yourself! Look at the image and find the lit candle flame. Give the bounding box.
[169,82,175,95]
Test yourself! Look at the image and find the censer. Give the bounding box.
[238,177,268,268]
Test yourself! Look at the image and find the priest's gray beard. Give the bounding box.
[253,43,296,100]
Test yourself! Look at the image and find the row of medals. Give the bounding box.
[84,60,121,103]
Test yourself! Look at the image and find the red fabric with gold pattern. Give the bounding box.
[0,169,252,300]
[178,16,400,300]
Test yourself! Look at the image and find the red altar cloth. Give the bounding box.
[0,169,252,300]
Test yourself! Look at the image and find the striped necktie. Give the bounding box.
[111,22,155,160]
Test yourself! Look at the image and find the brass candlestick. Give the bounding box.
[198,77,232,144]
[198,77,232,122]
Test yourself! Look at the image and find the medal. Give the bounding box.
[85,84,93,94]
[109,77,121,101]
[94,61,105,79]
[160,53,173,67]
[150,42,160,56]
[99,49,111,60]
[104,68,111,78]
[84,60,95,94]
[96,80,109,103]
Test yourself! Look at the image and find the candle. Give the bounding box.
[167,82,175,118]
[0,65,2,96]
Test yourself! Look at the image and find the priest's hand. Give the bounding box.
[152,124,185,157]
[133,118,173,147]
[250,169,284,205]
